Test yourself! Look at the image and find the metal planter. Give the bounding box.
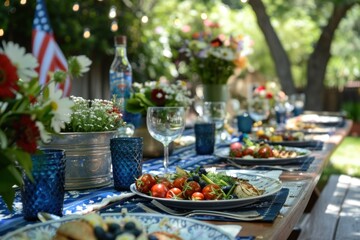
[43,131,117,190]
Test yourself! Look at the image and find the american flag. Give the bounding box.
[32,0,70,96]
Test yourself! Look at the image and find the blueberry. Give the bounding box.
[199,167,207,175]
[187,176,194,182]
[108,222,121,233]
[222,186,232,194]
[199,180,207,189]
[130,228,142,237]
[148,234,159,240]
[192,175,200,182]
[124,221,137,231]
[94,226,116,240]
[230,194,238,199]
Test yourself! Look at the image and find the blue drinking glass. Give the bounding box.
[237,113,253,133]
[111,137,143,190]
[194,122,216,155]
[21,149,66,221]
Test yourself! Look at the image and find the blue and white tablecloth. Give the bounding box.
[0,132,311,238]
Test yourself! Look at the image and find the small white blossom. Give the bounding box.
[1,41,38,81]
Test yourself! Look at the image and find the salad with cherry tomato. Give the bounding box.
[135,167,264,201]
[229,138,305,159]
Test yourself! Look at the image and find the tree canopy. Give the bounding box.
[1,0,359,109]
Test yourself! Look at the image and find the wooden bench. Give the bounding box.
[296,174,360,240]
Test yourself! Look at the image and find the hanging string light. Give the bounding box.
[83,28,91,38]
[141,15,149,24]
[0,29,4,37]
[20,0,27,5]
[72,3,80,12]
[109,6,116,19]
[110,21,118,32]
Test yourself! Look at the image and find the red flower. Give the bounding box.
[256,86,266,91]
[151,88,166,106]
[266,93,273,99]
[0,53,19,99]
[13,115,40,154]
[210,38,223,47]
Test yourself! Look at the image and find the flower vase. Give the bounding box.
[133,117,173,158]
[43,131,117,190]
[202,84,229,102]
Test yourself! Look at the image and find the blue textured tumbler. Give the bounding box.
[237,113,253,134]
[21,149,66,221]
[194,122,216,155]
[111,137,143,190]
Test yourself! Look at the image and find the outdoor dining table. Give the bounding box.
[0,117,353,240]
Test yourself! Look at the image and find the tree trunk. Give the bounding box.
[247,0,296,95]
[305,3,355,110]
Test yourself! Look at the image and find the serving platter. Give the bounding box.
[130,173,282,210]
[214,146,311,165]
[2,213,233,240]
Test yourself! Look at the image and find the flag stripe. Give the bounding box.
[32,0,70,96]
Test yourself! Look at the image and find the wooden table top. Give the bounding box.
[212,120,353,240]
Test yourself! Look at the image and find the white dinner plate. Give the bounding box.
[214,146,311,165]
[130,173,282,210]
[2,212,233,240]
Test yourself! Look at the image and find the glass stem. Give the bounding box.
[163,144,169,174]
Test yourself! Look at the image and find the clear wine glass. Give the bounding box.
[147,107,185,173]
[248,98,270,123]
[203,101,227,142]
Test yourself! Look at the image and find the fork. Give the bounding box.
[137,200,263,221]
[227,159,301,172]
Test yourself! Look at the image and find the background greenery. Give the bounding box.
[1,0,359,87]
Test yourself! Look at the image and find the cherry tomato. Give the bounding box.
[229,142,243,157]
[156,177,173,189]
[230,142,243,151]
[183,181,201,199]
[257,146,274,158]
[202,184,224,200]
[150,183,169,198]
[172,176,188,190]
[242,147,254,157]
[165,187,183,199]
[135,174,157,193]
[191,192,205,201]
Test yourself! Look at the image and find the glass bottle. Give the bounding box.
[109,35,135,136]
[110,35,132,116]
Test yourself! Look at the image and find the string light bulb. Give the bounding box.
[0,29,4,37]
[72,3,80,12]
[110,21,118,32]
[109,6,116,19]
[201,13,207,20]
[20,0,27,5]
[83,28,91,38]
[141,15,148,23]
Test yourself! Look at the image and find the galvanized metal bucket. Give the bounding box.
[43,131,117,190]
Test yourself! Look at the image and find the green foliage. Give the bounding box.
[1,0,359,90]
[342,101,360,121]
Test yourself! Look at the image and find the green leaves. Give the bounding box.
[126,93,155,115]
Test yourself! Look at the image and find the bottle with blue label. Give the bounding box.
[110,35,138,136]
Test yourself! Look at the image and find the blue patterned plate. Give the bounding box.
[2,212,234,240]
[130,173,282,210]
